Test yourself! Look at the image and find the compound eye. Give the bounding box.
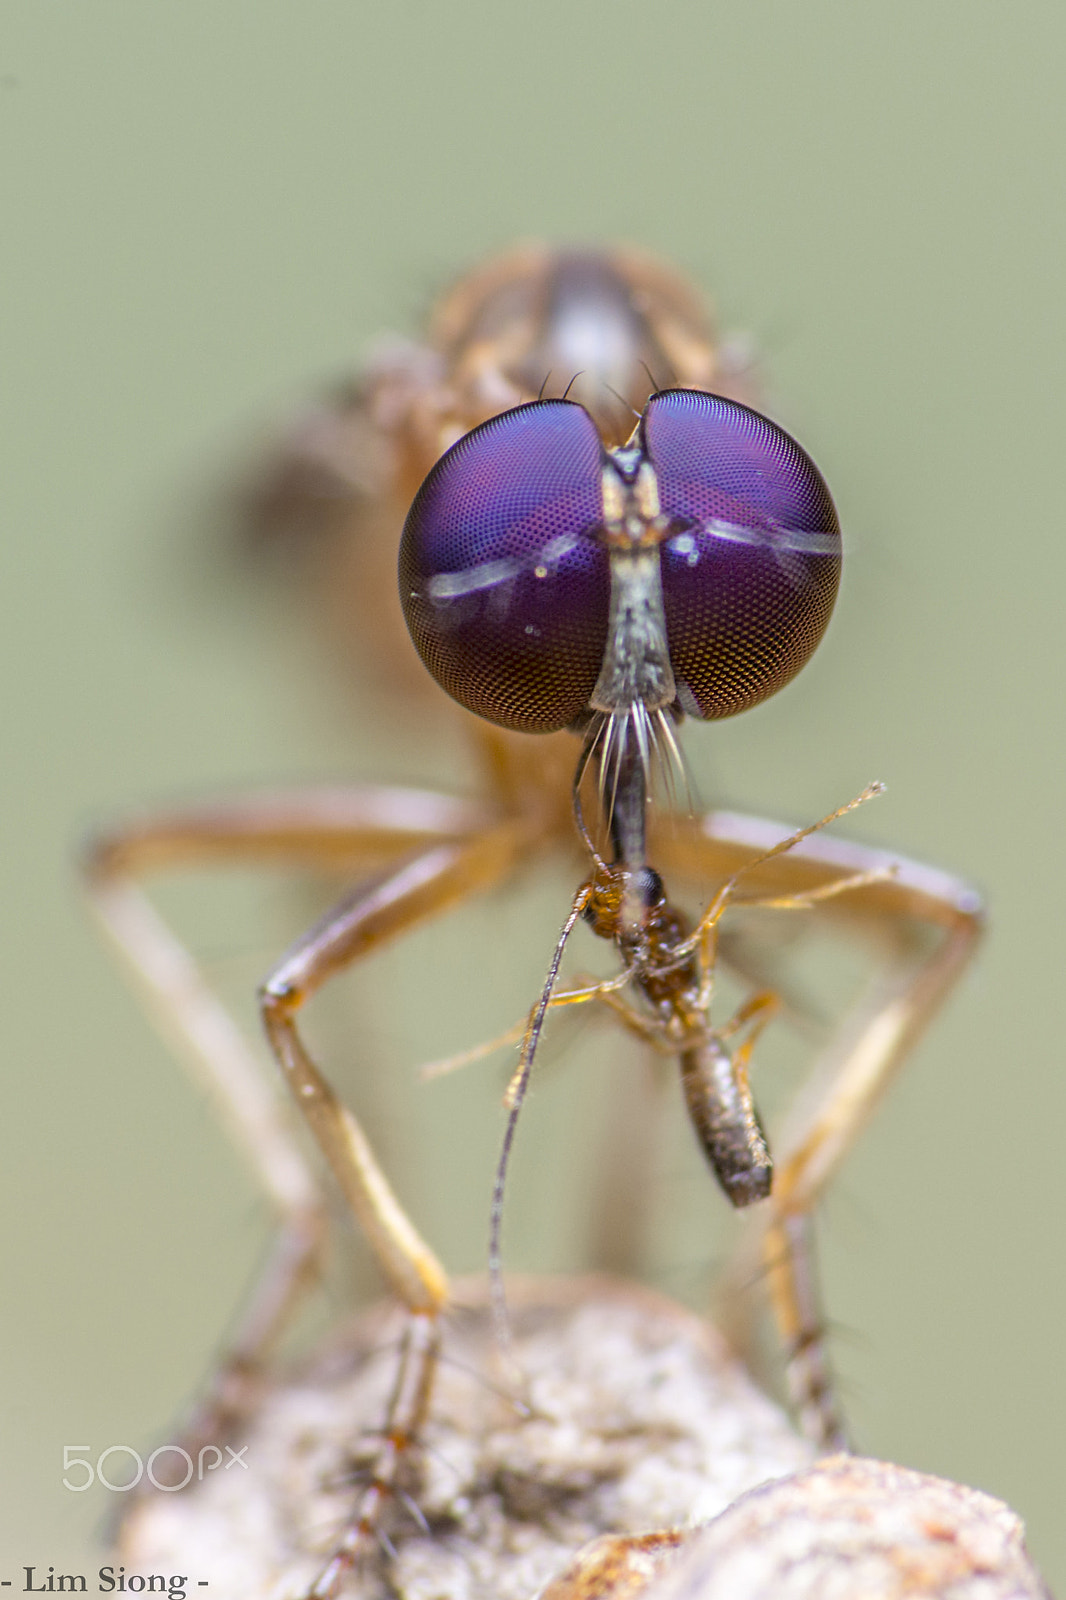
[399,401,611,732]
[645,390,842,720]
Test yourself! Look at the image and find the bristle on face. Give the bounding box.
[583,703,694,852]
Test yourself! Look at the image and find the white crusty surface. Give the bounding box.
[646,1455,1050,1600]
[117,1275,811,1599]
[118,1278,1049,1600]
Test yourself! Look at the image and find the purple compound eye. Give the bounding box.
[399,401,611,732]
[400,389,841,737]
[645,389,841,719]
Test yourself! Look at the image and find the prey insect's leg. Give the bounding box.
[652,807,984,1449]
[83,785,518,1446]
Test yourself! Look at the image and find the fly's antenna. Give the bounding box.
[488,881,594,1390]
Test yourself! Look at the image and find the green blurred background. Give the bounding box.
[4,2,1065,1584]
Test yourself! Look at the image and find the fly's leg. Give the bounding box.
[83,786,527,1463]
[757,886,981,1449]
[304,1309,440,1599]
[257,822,533,1592]
[651,806,984,1449]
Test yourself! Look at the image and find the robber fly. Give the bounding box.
[87,244,982,1597]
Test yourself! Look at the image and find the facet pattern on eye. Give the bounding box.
[399,401,611,732]
[645,389,842,719]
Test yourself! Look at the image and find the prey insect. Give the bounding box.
[86,244,983,1596]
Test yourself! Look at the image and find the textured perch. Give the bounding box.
[117,1277,1049,1600]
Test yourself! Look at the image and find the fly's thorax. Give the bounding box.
[426,245,721,448]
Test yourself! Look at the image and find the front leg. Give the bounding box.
[257,826,532,1594]
[83,784,525,1454]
